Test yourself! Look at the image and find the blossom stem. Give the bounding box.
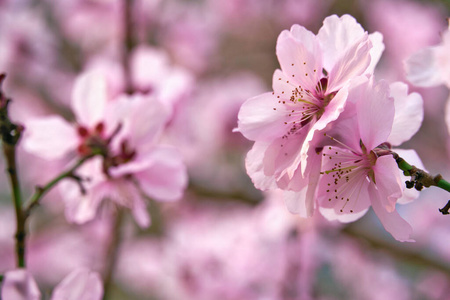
[392,152,450,214]
[102,208,125,300]
[0,74,26,268]
[23,154,95,218]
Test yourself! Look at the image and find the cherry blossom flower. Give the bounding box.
[22,71,187,227]
[316,78,423,241]
[1,268,103,300]
[22,71,113,161]
[237,14,384,216]
[59,92,187,227]
[405,20,450,88]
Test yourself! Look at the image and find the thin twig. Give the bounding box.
[0,74,26,267]
[102,209,125,300]
[23,154,95,218]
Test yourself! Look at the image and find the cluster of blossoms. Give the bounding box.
[237,15,424,241]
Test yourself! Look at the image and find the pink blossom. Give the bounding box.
[317,78,422,241]
[405,20,450,88]
[22,71,112,161]
[1,269,41,300]
[85,45,194,114]
[1,268,103,300]
[237,15,384,216]
[50,268,103,300]
[23,71,187,227]
[60,93,186,227]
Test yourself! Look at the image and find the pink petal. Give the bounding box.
[317,14,366,72]
[326,34,371,92]
[372,155,403,212]
[367,32,385,73]
[284,152,321,217]
[262,127,308,181]
[130,196,151,228]
[106,94,169,151]
[1,269,41,300]
[93,179,151,228]
[388,82,423,146]
[71,71,108,127]
[405,47,443,87]
[356,79,394,150]
[244,141,278,190]
[133,146,187,202]
[272,69,297,98]
[319,206,368,223]
[369,184,414,242]
[60,158,105,224]
[237,92,293,142]
[51,268,103,300]
[276,26,322,92]
[22,116,78,160]
[284,190,310,217]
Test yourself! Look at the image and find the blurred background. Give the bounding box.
[1,0,450,299]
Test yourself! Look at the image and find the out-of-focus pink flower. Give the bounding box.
[23,71,187,227]
[86,45,194,114]
[1,269,41,300]
[237,15,384,216]
[317,78,422,241]
[59,92,187,227]
[50,268,103,300]
[364,0,445,81]
[1,268,103,300]
[23,71,112,161]
[405,21,450,88]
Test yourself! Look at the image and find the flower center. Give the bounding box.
[76,122,108,156]
[320,137,375,213]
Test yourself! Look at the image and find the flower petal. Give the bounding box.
[134,146,187,202]
[370,184,414,242]
[237,92,293,142]
[60,158,105,224]
[317,14,366,72]
[245,141,278,190]
[263,123,309,180]
[22,116,78,160]
[372,155,403,212]
[356,79,394,150]
[1,269,41,300]
[276,26,322,92]
[388,82,424,146]
[106,94,169,152]
[284,151,322,217]
[405,46,443,87]
[367,31,385,73]
[71,71,108,127]
[326,34,371,92]
[51,268,103,300]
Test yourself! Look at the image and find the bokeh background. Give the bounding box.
[1,0,450,299]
